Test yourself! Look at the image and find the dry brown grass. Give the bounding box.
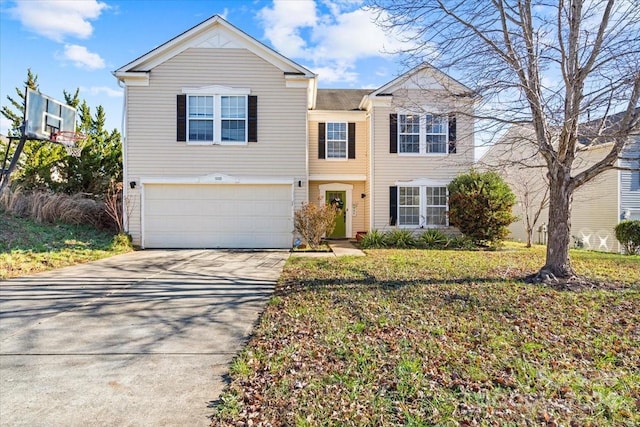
[1,188,108,228]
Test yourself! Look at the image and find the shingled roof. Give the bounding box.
[315,89,372,111]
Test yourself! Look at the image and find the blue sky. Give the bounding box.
[0,0,409,135]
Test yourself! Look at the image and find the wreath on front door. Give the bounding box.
[330,197,344,210]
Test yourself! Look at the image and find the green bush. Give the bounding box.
[448,170,517,246]
[417,229,449,249]
[615,220,640,255]
[359,229,386,248]
[447,234,476,249]
[384,229,416,248]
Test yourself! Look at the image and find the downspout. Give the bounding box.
[118,78,128,233]
[368,110,374,230]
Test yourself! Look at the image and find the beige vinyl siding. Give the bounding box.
[308,119,368,175]
[124,193,142,244]
[309,180,369,237]
[125,48,308,245]
[370,97,474,230]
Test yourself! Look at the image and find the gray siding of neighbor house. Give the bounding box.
[620,136,640,221]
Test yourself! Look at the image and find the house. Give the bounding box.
[480,119,640,253]
[114,15,474,248]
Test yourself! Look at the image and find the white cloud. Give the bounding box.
[60,44,105,70]
[258,0,318,58]
[10,0,108,42]
[81,86,123,98]
[313,8,406,61]
[258,0,410,84]
[312,63,359,84]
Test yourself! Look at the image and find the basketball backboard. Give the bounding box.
[24,88,77,140]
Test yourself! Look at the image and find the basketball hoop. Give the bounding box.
[51,131,86,157]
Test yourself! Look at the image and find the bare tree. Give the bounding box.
[369,0,640,282]
[515,177,550,247]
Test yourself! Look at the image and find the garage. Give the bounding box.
[143,183,293,248]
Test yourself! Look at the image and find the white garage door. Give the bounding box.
[143,183,293,248]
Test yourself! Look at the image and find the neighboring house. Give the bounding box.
[480,120,640,253]
[114,15,474,248]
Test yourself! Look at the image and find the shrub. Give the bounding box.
[359,229,386,248]
[384,229,416,248]
[293,200,339,249]
[111,232,133,251]
[417,229,449,249]
[615,220,640,255]
[447,234,476,249]
[448,170,517,246]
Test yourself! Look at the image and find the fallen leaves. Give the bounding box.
[212,248,640,426]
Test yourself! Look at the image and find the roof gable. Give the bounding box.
[114,15,315,78]
[370,63,472,97]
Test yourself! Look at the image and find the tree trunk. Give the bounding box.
[540,171,576,279]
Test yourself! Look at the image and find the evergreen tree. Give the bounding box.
[1,69,39,185]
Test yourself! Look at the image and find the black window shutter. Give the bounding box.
[448,114,456,154]
[348,122,356,159]
[389,114,398,153]
[389,186,398,226]
[248,95,258,142]
[318,122,326,159]
[177,94,186,142]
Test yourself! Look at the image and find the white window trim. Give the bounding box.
[182,86,250,146]
[397,184,449,228]
[397,112,449,156]
[326,122,348,161]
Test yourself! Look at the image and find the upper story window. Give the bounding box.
[318,122,356,160]
[399,114,420,153]
[326,122,347,159]
[187,95,246,143]
[424,115,448,153]
[391,113,456,155]
[188,96,214,141]
[177,86,257,145]
[221,96,247,142]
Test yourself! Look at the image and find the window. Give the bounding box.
[425,187,448,226]
[425,115,448,153]
[179,93,254,144]
[318,122,356,159]
[399,187,420,225]
[221,96,246,142]
[392,113,456,154]
[399,115,420,153]
[188,96,214,141]
[395,185,448,227]
[326,122,347,159]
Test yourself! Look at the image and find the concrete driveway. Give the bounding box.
[0,249,288,426]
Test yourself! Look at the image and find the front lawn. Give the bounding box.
[213,246,639,426]
[0,214,132,279]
